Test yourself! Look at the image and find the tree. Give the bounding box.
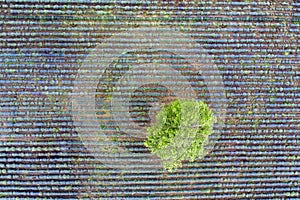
[144,99,216,171]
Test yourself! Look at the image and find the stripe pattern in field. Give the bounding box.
[0,0,300,199]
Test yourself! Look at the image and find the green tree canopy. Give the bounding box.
[144,99,216,171]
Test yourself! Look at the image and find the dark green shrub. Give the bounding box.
[144,99,216,171]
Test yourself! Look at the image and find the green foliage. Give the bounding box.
[144,99,216,171]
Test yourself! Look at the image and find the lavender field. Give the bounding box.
[0,0,299,199]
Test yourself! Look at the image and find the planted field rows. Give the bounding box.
[0,0,299,199]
